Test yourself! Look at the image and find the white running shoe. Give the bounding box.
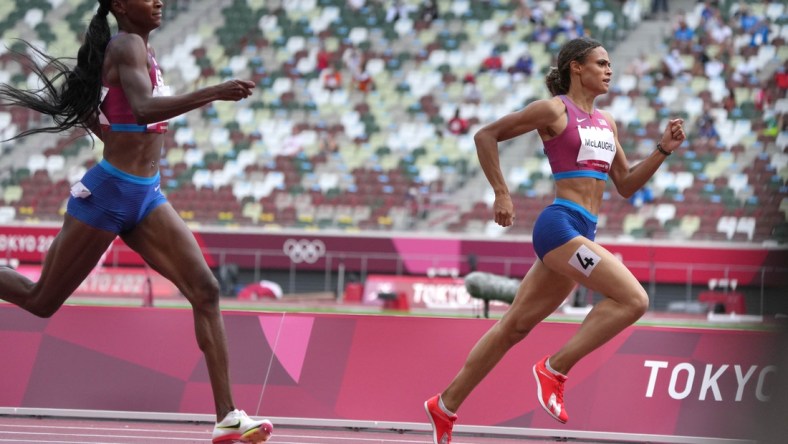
[212,409,273,443]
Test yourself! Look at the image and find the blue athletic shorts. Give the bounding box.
[66,159,167,234]
[532,198,598,260]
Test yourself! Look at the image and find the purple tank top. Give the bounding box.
[543,95,616,181]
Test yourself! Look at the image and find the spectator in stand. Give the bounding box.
[703,10,733,44]
[532,23,553,44]
[697,112,719,142]
[316,42,331,73]
[732,56,758,86]
[753,84,775,112]
[774,61,788,90]
[673,17,695,49]
[355,64,375,94]
[447,108,469,135]
[722,88,737,113]
[386,0,410,23]
[698,0,715,24]
[419,0,439,24]
[556,11,584,40]
[735,5,758,33]
[481,50,503,72]
[661,48,686,80]
[511,53,534,76]
[629,186,654,207]
[463,80,482,104]
[342,48,373,93]
[748,18,770,47]
[703,54,725,79]
[761,113,782,139]
[319,131,339,154]
[343,47,363,80]
[321,64,343,91]
[516,1,545,24]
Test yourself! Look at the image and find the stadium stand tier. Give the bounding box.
[0,0,785,244]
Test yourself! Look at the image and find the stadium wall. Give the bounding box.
[0,305,781,441]
[1,224,786,285]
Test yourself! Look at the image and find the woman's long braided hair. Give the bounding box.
[0,0,112,140]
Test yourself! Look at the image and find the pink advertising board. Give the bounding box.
[14,265,180,299]
[362,274,476,309]
[2,224,786,285]
[0,305,781,440]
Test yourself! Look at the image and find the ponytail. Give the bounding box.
[545,66,568,97]
[0,0,112,140]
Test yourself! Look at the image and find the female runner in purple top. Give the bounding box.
[424,37,686,443]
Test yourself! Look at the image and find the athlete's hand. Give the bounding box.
[214,79,255,101]
[660,118,685,154]
[493,193,515,227]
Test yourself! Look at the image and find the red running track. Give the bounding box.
[0,415,576,444]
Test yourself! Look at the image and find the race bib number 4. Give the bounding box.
[570,244,602,277]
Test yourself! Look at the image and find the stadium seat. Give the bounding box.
[3,185,23,203]
[0,206,16,223]
[654,203,677,226]
[622,213,646,235]
[716,216,738,240]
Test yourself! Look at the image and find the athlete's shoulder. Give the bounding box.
[524,96,565,118]
[105,33,148,61]
[109,32,146,48]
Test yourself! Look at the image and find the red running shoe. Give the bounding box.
[532,356,569,423]
[424,394,457,444]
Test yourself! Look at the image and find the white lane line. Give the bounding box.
[0,431,203,441]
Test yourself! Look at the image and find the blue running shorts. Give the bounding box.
[66,159,167,234]
[532,198,598,261]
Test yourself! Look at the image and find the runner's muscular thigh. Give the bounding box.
[31,215,116,303]
[542,236,642,304]
[119,204,214,294]
[502,261,577,328]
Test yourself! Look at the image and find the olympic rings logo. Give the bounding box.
[283,239,326,264]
